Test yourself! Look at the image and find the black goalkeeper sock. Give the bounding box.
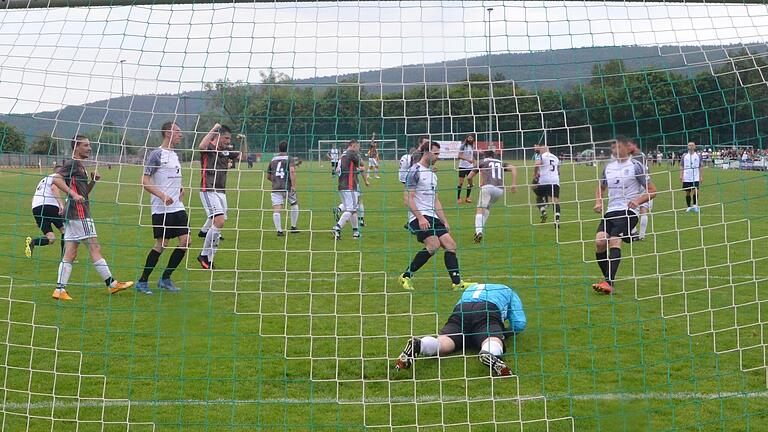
[32,237,50,247]
[457,185,462,200]
[162,248,186,280]
[596,251,609,280]
[404,249,433,278]
[608,247,622,284]
[139,249,162,282]
[686,194,691,207]
[466,186,472,198]
[444,251,461,285]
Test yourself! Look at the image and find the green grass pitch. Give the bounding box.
[1,159,767,431]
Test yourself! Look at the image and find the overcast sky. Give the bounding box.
[0,1,767,114]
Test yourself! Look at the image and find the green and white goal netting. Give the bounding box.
[1,1,767,431]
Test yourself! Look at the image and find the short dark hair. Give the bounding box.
[161,121,177,138]
[278,140,288,152]
[219,125,232,135]
[348,139,358,147]
[482,150,496,159]
[430,141,441,150]
[71,134,88,149]
[614,135,632,145]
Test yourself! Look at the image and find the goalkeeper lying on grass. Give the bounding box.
[395,283,526,376]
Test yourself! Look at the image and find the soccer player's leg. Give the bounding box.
[160,222,190,291]
[692,182,700,212]
[28,206,61,258]
[593,215,613,294]
[474,188,490,243]
[200,193,224,266]
[534,186,548,222]
[466,303,512,376]
[271,192,285,236]
[82,224,134,295]
[396,308,462,370]
[437,231,471,290]
[552,185,561,228]
[683,182,693,211]
[400,220,439,290]
[478,337,512,376]
[456,170,466,204]
[288,192,300,233]
[465,170,474,203]
[54,235,78,301]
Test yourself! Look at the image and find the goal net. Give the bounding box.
[1,1,768,431]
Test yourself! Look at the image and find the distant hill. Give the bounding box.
[2,44,765,146]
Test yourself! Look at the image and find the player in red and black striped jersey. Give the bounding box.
[50,135,133,301]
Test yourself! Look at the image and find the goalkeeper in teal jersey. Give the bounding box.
[394,283,526,376]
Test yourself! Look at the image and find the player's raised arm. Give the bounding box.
[198,123,221,150]
[233,133,247,162]
[505,164,518,192]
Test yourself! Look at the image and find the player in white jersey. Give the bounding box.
[465,150,517,243]
[627,139,652,240]
[456,134,476,204]
[25,170,66,258]
[327,147,340,176]
[399,141,471,291]
[532,144,561,227]
[592,137,657,295]
[681,141,702,213]
[398,149,413,184]
[135,122,190,295]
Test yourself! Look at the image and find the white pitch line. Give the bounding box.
[4,274,766,289]
[4,391,768,411]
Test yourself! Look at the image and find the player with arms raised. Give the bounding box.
[267,140,299,236]
[592,137,657,294]
[681,141,702,213]
[395,283,526,377]
[25,168,66,257]
[51,135,133,300]
[399,141,470,291]
[532,143,561,227]
[196,124,246,269]
[136,122,190,294]
[456,133,475,204]
[466,150,517,243]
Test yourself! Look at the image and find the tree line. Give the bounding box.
[2,49,766,155]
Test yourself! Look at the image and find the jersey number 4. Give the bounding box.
[274,162,286,178]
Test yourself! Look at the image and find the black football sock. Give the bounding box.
[444,251,461,285]
[596,251,609,280]
[162,248,186,280]
[457,185,462,200]
[692,192,698,205]
[537,196,546,211]
[608,247,622,285]
[466,186,472,198]
[404,249,433,278]
[32,237,50,247]
[686,195,691,207]
[60,239,65,256]
[139,249,162,282]
[554,204,561,218]
[104,277,115,287]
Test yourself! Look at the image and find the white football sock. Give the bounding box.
[639,214,649,237]
[350,212,359,229]
[57,261,72,288]
[482,209,490,225]
[273,212,282,232]
[337,212,351,229]
[481,339,503,356]
[201,217,212,233]
[206,227,221,261]
[357,202,365,218]
[290,204,299,228]
[420,336,439,357]
[474,213,483,234]
[93,258,113,283]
